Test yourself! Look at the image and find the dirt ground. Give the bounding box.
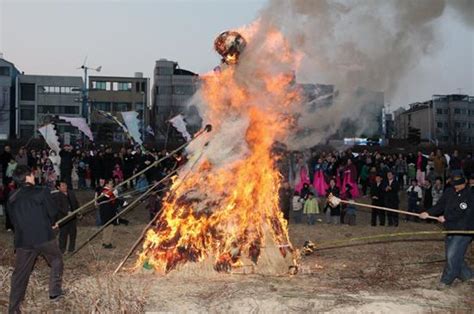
[0,190,472,313]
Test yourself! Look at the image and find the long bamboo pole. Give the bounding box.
[328,195,440,221]
[112,207,161,275]
[316,230,474,251]
[55,124,211,227]
[112,148,206,275]
[69,169,176,257]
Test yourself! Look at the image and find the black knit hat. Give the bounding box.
[451,175,466,186]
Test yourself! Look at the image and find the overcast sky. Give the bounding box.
[1,0,473,110]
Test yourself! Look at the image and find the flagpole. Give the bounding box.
[164,112,172,150]
[55,124,212,227]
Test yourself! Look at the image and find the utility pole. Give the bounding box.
[79,63,102,123]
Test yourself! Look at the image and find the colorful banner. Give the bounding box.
[169,114,191,141]
[58,116,94,141]
[121,111,143,145]
[38,124,61,154]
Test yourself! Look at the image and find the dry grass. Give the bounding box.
[0,191,472,312]
[0,264,148,313]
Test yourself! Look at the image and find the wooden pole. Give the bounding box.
[112,208,161,275]
[112,147,207,275]
[335,199,440,221]
[69,169,176,257]
[55,125,210,227]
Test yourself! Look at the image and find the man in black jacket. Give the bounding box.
[370,173,385,226]
[7,166,64,313]
[0,144,13,185]
[51,180,80,254]
[59,144,74,189]
[383,170,400,226]
[420,174,473,289]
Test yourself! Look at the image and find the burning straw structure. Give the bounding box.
[136,26,303,274]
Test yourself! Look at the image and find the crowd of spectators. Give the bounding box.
[280,148,474,226]
[0,143,182,232]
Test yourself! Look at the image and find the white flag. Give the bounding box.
[58,116,94,141]
[38,124,61,154]
[169,114,191,141]
[121,111,143,145]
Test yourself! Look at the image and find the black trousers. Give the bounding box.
[60,168,72,189]
[371,208,386,226]
[387,212,399,226]
[9,239,63,313]
[58,220,77,253]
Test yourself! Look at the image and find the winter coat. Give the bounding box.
[303,198,319,214]
[7,184,59,248]
[428,186,474,231]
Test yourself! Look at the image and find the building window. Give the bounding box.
[454,122,461,128]
[436,109,443,114]
[20,83,35,101]
[20,106,35,120]
[156,86,172,95]
[117,82,132,91]
[135,102,144,111]
[113,102,131,112]
[112,82,119,91]
[39,86,80,94]
[157,67,173,75]
[63,106,79,114]
[93,102,111,111]
[37,105,79,114]
[443,108,449,114]
[436,122,443,128]
[141,82,146,92]
[173,85,194,95]
[136,82,140,92]
[92,81,107,90]
[461,109,467,115]
[38,106,55,114]
[454,108,461,114]
[20,125,34,138]
[0,66,10,76]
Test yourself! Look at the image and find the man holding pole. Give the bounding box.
[7,166,64,313]
[420,174,474,289]
[51,180,80,254]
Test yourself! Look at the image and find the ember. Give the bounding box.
[137,24,302,274]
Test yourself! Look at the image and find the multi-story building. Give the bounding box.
[88,73,149,143]
[16,74,83,142]
[300,84,384,139]
[152,59,199,146]
[0,56,20,140]
[394,94,474,145]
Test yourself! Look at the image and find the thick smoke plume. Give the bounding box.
[253,0,473,148]
[185,0,473,155]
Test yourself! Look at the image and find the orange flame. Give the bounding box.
[136,24,302,273]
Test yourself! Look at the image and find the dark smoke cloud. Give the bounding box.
[254,0,473,148]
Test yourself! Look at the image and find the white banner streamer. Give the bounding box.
[121,111,143,145]
[38,124,61,154]
[169,114,191,141]
[58,116,94,141]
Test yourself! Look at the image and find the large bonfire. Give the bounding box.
[137,23,303,274]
